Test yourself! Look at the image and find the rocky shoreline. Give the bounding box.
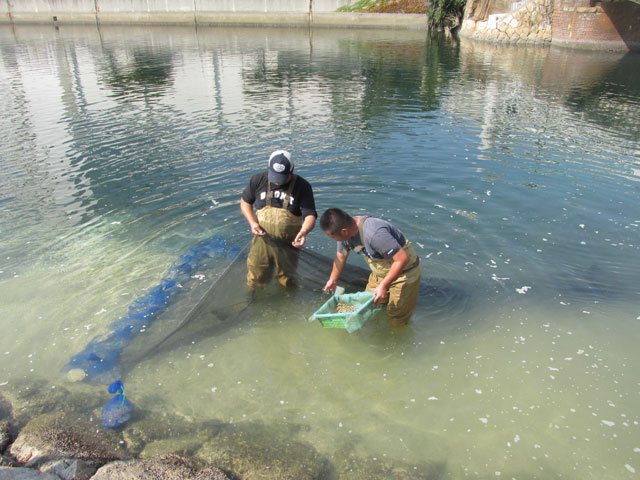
[0,383,438,480]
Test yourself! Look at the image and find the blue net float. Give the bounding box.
[64,234,242,384]
[101,380,134,429]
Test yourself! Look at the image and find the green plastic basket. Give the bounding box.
[309,291,381,333]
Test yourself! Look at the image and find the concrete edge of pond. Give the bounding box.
[0,11,429,30]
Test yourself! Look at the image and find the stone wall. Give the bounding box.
[460,0,640,51]
[461,0,553,45]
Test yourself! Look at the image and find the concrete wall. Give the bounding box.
[552,0,640,51]
[7,0,98,24]
[1,0,428,28]
[196,0,310,12]
[1,0,10,23]
[1,0,364,24]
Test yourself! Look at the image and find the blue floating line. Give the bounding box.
[64,234,241,383]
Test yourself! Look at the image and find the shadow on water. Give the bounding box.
[553,263,634,304]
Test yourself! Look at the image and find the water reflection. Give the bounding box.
[1,23,639,480]
[100,49,175,101]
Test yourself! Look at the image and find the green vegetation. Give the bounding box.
[426,0,466,30]
[336,0,465,30]
[337,0,427,14]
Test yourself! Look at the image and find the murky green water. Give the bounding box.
[1,24,639,479]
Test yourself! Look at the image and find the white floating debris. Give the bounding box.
[94,309,107,315]
[66,369,86,382]
[428,396,438,401]
[625,464,635,473]
[211,387,217,393]
[514,434,520,443]
[601,420,615,427]
[516,286,531,294]
[479,417,489,424]
[475,389,483,394]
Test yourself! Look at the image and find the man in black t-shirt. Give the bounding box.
[240,150,317,288]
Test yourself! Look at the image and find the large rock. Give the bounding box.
[139,435,209,459]
[0,456,20,468]
[336,453,446,479]
[0,394,12,423]
[0,423,10,454]
[3,382,101,431]
[92,455,229,480]
[8,413,123,470]
[0,467,59,479]
[39,458,99,480]
[118,408,218,456]
[197,422,329,480]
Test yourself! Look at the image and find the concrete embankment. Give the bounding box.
[0,0,428,29]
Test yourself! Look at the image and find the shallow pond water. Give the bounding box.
[0,24,639,479]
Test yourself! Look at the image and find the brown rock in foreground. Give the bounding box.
[92,454,230,480]
[8,413,123,469]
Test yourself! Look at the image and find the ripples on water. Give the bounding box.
[0,24,639,479]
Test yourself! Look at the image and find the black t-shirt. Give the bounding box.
[242,171,317,219]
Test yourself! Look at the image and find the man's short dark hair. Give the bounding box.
[319,208,354,235]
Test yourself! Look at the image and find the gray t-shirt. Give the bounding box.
[337,216,406,260]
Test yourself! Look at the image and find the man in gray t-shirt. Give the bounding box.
[319,208,422,327]
[336,216,406,260]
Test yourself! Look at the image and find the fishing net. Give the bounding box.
[64,233,470,384]
[63,234,244,384]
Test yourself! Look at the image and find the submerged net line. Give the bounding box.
[63,234,245,384]
[140,240,253,355]
[141,234,369,355]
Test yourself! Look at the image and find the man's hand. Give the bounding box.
[292,232,306,248]
[372,284,388,304]
[323,278,338,293]
[250,223,265,236]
